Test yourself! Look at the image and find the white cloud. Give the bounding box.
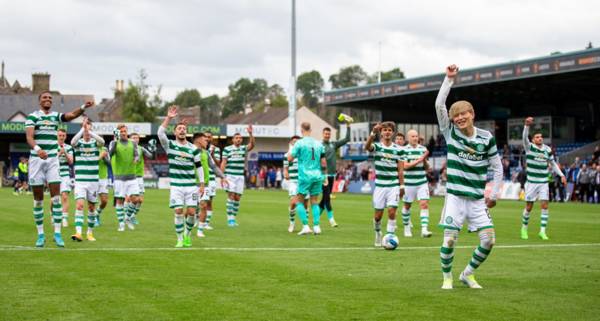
[0,0,598,101]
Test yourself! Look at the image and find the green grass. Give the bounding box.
[1,188,599,321]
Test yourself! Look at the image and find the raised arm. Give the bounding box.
[246,124,255,151]
[158,105,178,150]
[71,127,84,146]
[334,123,351,149]
[62,100,95,122]
[523,117,532,150]
[365,123,381,152]
[435,65,458,136]
[89,131,105,147]
[140,146,153,158]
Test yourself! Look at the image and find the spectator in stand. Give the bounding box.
[502,158,511,180]
[268,167,276,188]
[368,167,376,181]
[259,166,266,189]
[594,164,600,203]
[275,167,282,188]
[588,163,597,203]
[361,167,369,181]
[577,163,590,203]
[592,145,600,164]
[503,144,510,159]
[567,161,580,201]
[555,163,567,202]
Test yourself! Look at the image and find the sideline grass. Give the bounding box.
[1,188,599,320]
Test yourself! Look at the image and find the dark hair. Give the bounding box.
[130,132,139,138]
[175,122,187,129]
[192,133,205,142]
[38,90,52,100]
[233,133,242,137]
[301,122,311,132]
[290,135,301,142]
[323,127,331,132]
[395,132,405,139]
[380,121,396,132]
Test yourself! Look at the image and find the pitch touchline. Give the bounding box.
[0,243,599,252]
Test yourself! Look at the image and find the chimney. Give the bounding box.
[32,73,50,93]
[115,79,125,98]
[264,98,271,112]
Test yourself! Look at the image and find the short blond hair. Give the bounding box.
[117,123,127,130]
[449,100,474,119]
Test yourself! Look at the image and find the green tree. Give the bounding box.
[222,78,269,118]
[297,70,323,108]
[173,89,202,107]
[328,65,368,89]
[200,94,222,124]
[367,67,406,83]
[122,69,160,122]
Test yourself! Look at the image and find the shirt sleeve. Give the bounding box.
[157,126,170,151]
[522,126,531,150]
[25,113,36,128]
[435,76,453,139]
[291,142,300,158]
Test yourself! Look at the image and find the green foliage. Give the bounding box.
[367,67,406,84]
[328,65,368,89]
[173,89,202,108]
[222,78,270,118]
[121,69,161,122]
[297,70,324,108]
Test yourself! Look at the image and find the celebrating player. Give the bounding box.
[25,91,94,247]
[520,117,566,240]
[221,125,255,227]
[319,122,350,227]
[400,129,432,238]
[130,133,155,224]
[70,118,105,242]
[158,106,204,247]
[283,135,304,232]
[95,145,111,227]
[193,132,226,238]
[288,122,327,235]
[435,65,503,289]
[204,131,222,229]
[57,128,74,227]
[364,122,404,247]
[109,124,141,231]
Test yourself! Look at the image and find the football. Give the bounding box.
[382,233,399,250]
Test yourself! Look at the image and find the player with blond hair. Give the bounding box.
[435,65,503,289]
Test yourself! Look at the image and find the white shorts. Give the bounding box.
[137,177,145,194]
[170,186,199,209]
[288,181,310,199]
[225,175,245,195]
[114,179,140,199]
[439,193,494,232]
[200,181,217,202]
[98,178,109,195]
[525,182,549,202]
[373,186,400,210]
[403,183,430,203]
[74,181,99,203]
[288,181,298,197]
[28,157,61,186]
[60,176,73,193]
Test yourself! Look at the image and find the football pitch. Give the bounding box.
[1,188,599,321]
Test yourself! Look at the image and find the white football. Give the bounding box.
[382,233,399,250]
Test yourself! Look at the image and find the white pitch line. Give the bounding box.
[0,243,599,252]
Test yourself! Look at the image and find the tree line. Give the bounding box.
[121,65,405,124]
